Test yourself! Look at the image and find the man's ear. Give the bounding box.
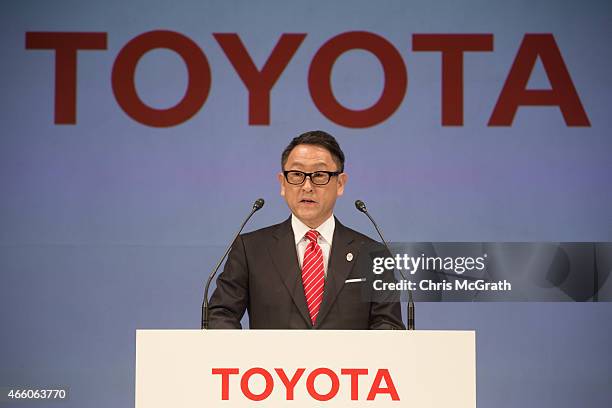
[337,173,348,196]
[277,172,286,197]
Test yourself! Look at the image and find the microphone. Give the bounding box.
[253,198,265,211]
[355,200,415,330]
[201,198,265,329]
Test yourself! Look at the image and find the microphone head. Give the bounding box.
[253,198,265,210]
[354,200,367,213]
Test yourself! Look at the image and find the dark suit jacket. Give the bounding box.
[208,217,404,329]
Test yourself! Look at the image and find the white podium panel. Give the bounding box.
[135,330,475,407]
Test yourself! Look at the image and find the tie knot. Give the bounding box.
[305,229,319,243]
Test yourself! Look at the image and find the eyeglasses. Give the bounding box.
[283,170,341,185]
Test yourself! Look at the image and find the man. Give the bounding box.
[208,130,403,329]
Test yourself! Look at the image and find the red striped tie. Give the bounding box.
[302,230,325,325]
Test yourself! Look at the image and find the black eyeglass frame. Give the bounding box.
[282,170,342,185]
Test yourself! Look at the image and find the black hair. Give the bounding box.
[281,130,345,172]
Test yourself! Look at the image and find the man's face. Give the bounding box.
[278,144,347,229]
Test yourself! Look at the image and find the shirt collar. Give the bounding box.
[291,214,335,245]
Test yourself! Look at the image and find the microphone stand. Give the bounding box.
[201,199,264,329]
[355,200,415,330]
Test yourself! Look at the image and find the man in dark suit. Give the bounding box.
[208,130,404,329]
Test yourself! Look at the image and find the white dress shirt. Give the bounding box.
[292,214,335,277]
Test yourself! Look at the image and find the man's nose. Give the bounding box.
[301,177,314,191]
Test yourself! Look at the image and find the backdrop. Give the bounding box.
[1,1,611,407]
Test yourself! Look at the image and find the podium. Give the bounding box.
[135,330,475,407]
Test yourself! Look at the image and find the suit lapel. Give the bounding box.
[315,218,358,328]
[267,218,312,327]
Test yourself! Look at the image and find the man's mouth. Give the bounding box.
[300,199,317,204]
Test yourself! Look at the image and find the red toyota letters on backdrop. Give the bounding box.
[25,31,590,128]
